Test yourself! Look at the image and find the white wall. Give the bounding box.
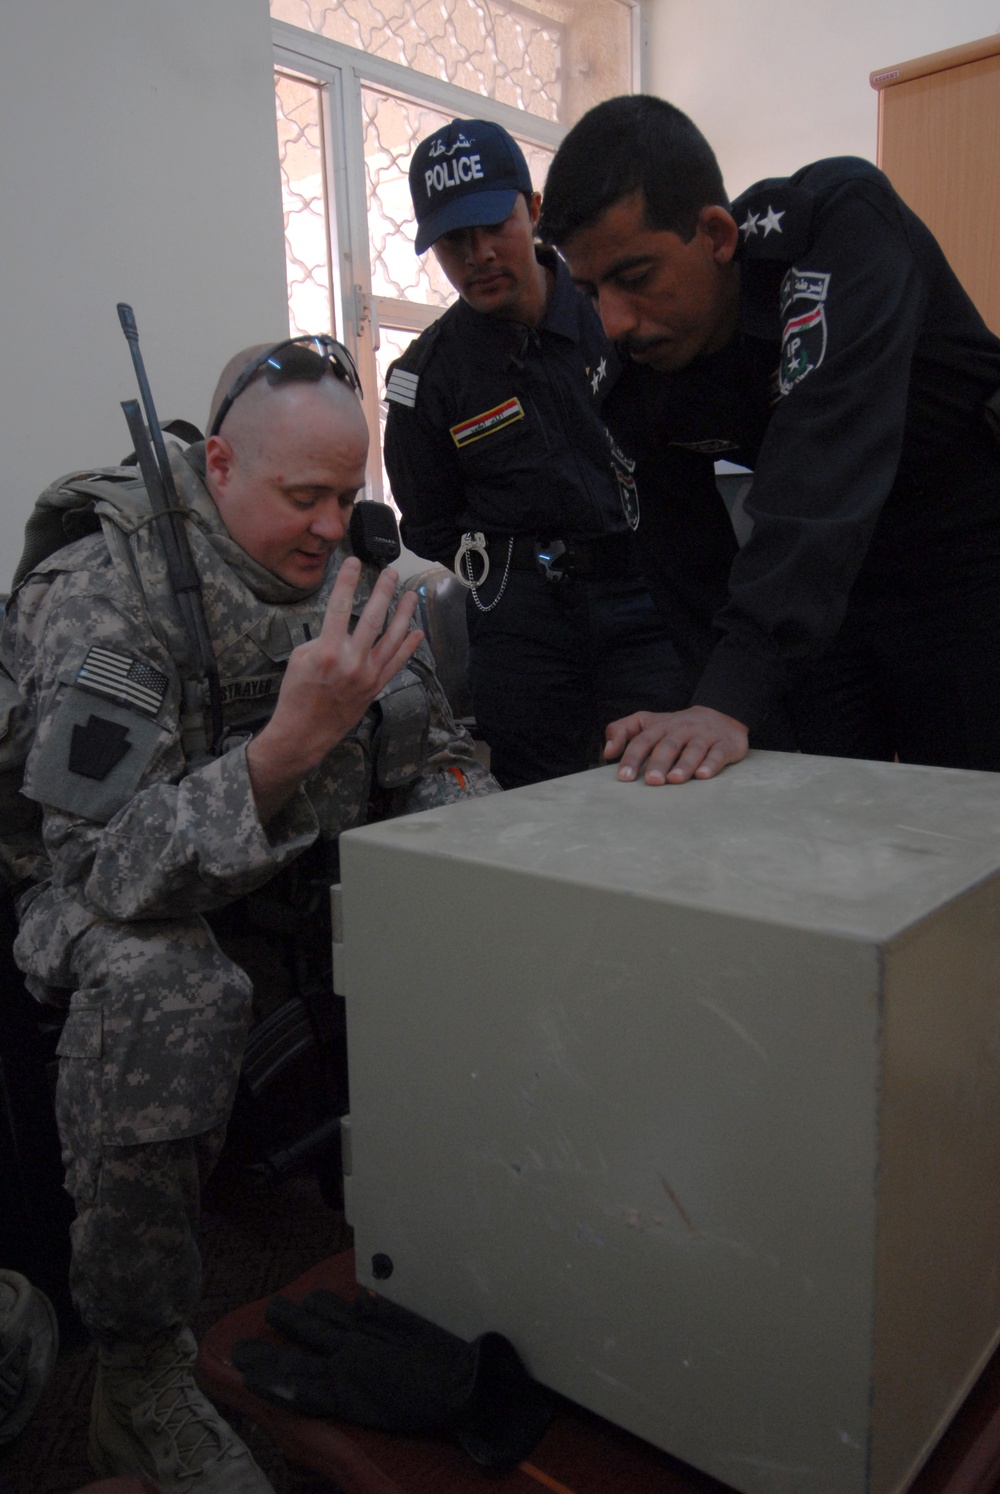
[0,0,289,593]
[645,0,1000,198]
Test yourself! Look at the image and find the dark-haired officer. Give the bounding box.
[540,95,1000,785]
[384,117,687,790]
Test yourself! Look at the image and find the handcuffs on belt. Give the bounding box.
[454,532,578,593]
[453,531,514,613]
[453,531,490,587]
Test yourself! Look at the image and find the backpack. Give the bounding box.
[0,436,207,893]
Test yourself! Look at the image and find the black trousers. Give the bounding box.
[786,565,1000,771]
[466,568,690,790]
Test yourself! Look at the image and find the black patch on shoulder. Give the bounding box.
[69,715,132,780]
[388,316,445,378]
[734,183,814,260]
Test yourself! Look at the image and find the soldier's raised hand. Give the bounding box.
[247,557,423,822]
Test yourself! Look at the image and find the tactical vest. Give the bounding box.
[0,450,430,888]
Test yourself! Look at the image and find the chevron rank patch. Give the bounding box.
[76,646,168,718]
[450,397,524,448]
[386,367,420,407]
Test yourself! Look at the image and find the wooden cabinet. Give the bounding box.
[871,35,1000,334]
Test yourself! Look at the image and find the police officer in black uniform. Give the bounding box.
[540,95,1000,787]
[383,118,687,790]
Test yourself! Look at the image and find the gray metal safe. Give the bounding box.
[335,752,1000,1494]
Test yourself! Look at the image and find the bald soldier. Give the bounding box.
[1,336,496,1492]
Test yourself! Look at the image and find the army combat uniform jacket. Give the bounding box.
[2,442,495,1148]
[604,157,1000,739]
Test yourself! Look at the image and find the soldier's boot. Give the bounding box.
[89,1326,275,1492]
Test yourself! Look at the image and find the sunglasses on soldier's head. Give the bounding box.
[209,335,362,438]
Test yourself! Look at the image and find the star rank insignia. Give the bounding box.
[760,205,785,236]
[739,210,760,238]
[590,357,607,395]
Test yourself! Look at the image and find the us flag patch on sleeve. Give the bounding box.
[76,647,169,717]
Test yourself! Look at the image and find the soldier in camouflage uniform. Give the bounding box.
[0,342,497,1493]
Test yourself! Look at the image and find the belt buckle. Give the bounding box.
[534,539,570,584]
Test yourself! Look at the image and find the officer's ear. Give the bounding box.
[527,191,542,230]
[698,205,740,266]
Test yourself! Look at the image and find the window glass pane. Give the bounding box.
[271,0,634,125]
[275,70,333,335]
[363,91,457,309]
[363,84,556,308]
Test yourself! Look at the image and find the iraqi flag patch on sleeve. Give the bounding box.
[449,397,524,448]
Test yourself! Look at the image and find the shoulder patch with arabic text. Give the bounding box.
[779,268,830,395]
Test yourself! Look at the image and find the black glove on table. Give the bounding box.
[231,1288,552,1472]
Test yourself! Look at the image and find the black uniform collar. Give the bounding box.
[538,248,585,341]
[450,247,580,366]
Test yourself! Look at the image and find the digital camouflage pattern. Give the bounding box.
[64,1128,227,1345]
[0,442,497,1340]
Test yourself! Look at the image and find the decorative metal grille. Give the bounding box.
[272,0,570,121]
[275,70,333,336]
[363,89,457,309]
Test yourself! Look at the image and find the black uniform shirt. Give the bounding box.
[604,157,1000,731]
[384,250,634,569]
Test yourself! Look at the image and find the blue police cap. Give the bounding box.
[409,119,533,254]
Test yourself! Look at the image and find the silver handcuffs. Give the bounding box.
[453,531,489,588]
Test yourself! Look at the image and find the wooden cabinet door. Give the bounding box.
[872,36,1000,334]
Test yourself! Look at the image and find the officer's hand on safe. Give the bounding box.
[604,705,749,785]
[246,556,423,821]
